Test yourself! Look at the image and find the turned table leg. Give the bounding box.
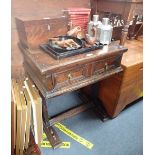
[120,24,129,46]
[91,83,109,122]
[42,98,62,149]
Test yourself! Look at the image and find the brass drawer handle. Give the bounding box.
[105,62,108,70]
[67,73,72,80]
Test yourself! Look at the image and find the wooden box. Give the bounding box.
[15,16,68,49]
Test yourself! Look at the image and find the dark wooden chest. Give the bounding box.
[16,16,68,49]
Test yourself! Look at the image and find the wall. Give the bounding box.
[12,0,90,77]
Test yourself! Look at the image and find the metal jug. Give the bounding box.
[96,18,113,45]
[88,15,102,37]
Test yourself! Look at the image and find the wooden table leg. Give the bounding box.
[42,98,62,149]
[91,83,109,122]
[135,23,143,40]
[42,99,49,124]
[43,123,62,149]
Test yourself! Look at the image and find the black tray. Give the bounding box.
[40,41,103,60]
[48,36,84,52]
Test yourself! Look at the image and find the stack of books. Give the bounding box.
[64,8,91,33]
[11,77,43,155]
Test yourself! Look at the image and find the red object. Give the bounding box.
[67,12,90,15]
[65,8,91,33]
[67,8,91,12]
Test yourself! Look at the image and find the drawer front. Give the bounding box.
[92,55,122,74]
[53,65,87,88]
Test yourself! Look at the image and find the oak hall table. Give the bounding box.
[19,41,127,148]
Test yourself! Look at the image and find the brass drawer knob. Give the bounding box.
[67,73,72,80]
[105,62,108,70]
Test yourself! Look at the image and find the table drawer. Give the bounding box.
[53,65,87,88]
[92,55,122,74]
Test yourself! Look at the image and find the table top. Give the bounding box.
[20,42,128,75]
[121,37,143,67]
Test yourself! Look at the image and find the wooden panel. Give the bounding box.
[23,88,31,149]
[12,80,23,155]
[15,17,68,49]
[20,42,127,75]
[122,63,143,84]
[92,54,122,74]
[91,0,143,24]
[12,0,90,77]
[121,37,143,67]
[24,78,43,146]
[98,37,143,118]
[97,1,127,14]
[19,37,127,99]
[54,65,87,87]
[11,93,15,155]
[21,41,126,99]
[114,77,143,116]
[98,72,123,116]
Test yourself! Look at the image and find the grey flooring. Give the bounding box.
[41,92,143,155]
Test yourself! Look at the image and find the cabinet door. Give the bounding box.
[114,64,143,116]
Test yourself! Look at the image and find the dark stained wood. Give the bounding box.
[17,10,128,149]
[135,23,143,39]
[43,123,62,149]
[15,17,68,49]
[89,0,143,47]
[25,62,123,99]
[49,102,94,126]
[12,0,143,77]
[112,26,124,41]
[21,41,127,147]
[12,0,90,77]
[20,42,127,99]
[20,43,126,74]
[120,24,129,45]
[128,15,138,39]
[112,23,142,41]
[92,0,143,22]
[98,37,143,117]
